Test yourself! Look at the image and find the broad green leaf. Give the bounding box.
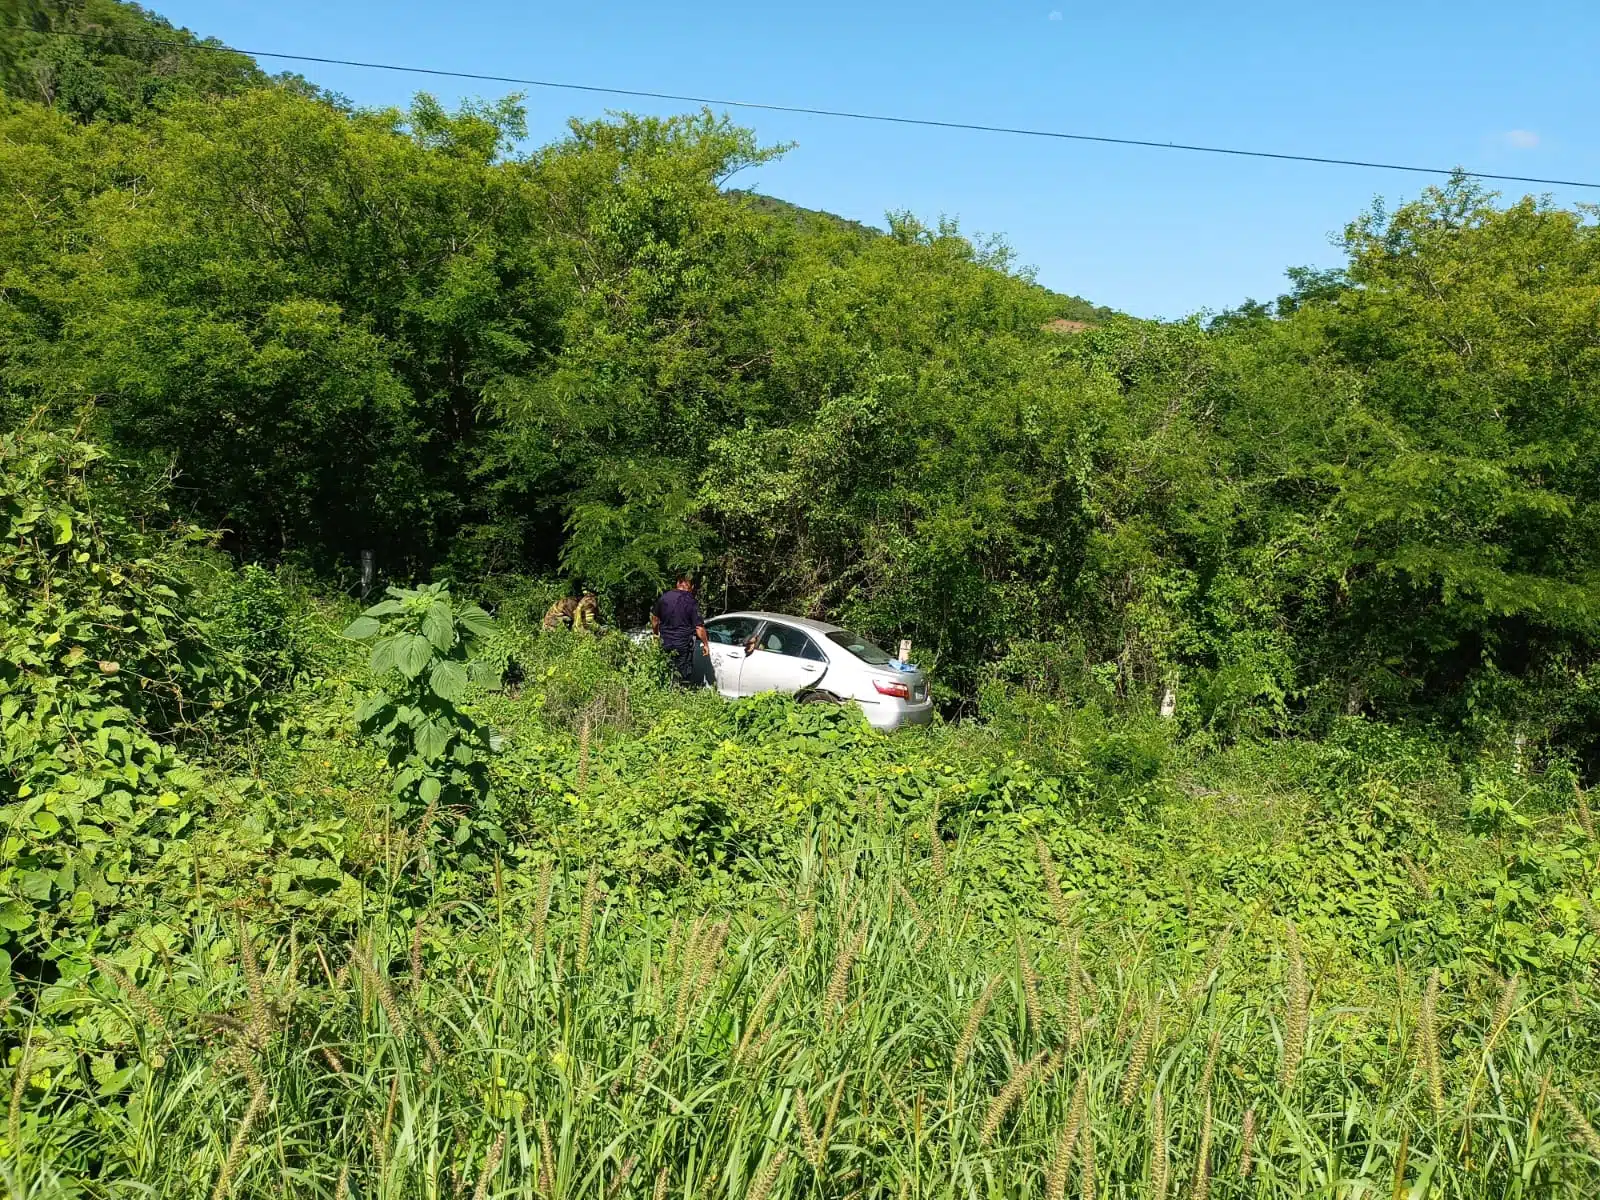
[414,719,452,763]
[52,511,73,545]
[0,901,31,932]
[457,605,495,638]
[419,776,441,804]
[397,634,433,679]
[342,615,382,640]
[363,599,406,617]
[429,658,468,701]
[369,634,403,677]
[422,601,454,651]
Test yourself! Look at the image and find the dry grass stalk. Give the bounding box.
[576,864,601,972]
[577,716,592,794]
[537,1118,557,1195]
[1553,1088,1600,1158]
[746,1150,788,1200]
[1045,1076,1087,1200]
[819,1072,849,1162]
[1034,836,1077,930]
[417,1014,445,1071]
[1576,780,1596,842]
[1485,973,1520,1057]
[734,967,790,1066]
[413,796,439,874]
[1065,937,1085,1048]
[692,921,730,996]
[605,1153,639,1200]
[825,925,867,1018]
[319,1045,345,1075]
[1150,1090,1169,1199]
[1400,854,1432,903]
[236,912,271,1046]
[210,1082,266,1200]
[795,873,817,945]
[1078,1104,1096,1200]
[654,1166,670,1200]
[893,880,933,945]
[1391,1127,1409,1200]
[979,1049,1050,1145]
[351,944,408,1040]
[1239,1106,1256,1178]
[1189,1094,1213,1200]
[1279,920,1308,1090]
[1019,932,1044,1032]
[378,1071,400,1172]
[473,1130,507,1200]
[1419,968,1444,1113]
[410,908,428,990]
[1197,1027,1221,1101]
[928,802,947,887]
[795,1087,822,1166]
[954,974,1002,1071]
[8,1036,32,1155]
[1119,1006,1159,1105]
[94,956,169,1044]
[532,859,555,962]
[1184,921,1235,1001]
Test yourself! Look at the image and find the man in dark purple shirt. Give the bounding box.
[650,571,711,684]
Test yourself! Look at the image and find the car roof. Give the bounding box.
[709,610,845,637]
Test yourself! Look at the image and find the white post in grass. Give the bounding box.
[898,639,912,664]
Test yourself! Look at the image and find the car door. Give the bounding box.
[703,616,762,696]
[736,621,827,697]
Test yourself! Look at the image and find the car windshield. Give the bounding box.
[826,630,895,665]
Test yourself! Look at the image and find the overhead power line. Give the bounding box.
[30,27,1600,191]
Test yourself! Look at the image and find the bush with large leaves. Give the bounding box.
[0,427,235,977]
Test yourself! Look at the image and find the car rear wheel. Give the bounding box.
[797,689,843,705]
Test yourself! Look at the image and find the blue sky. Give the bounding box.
[154,1,1598,318]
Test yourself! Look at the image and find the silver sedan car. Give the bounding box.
[634,611,933,730]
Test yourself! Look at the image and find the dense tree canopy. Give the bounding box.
[3,5,1597,762]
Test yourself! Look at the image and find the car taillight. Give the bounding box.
[873,679,912,699]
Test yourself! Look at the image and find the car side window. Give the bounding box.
[761,624,821,660]
[707,617,759,645]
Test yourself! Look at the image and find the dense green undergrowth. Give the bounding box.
[4,425,1599,1195]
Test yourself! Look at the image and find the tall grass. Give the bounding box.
[5,833,1599,1199]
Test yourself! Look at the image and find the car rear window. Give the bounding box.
[826,631,895,665]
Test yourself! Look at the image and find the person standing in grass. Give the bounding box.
[651,571,710,685]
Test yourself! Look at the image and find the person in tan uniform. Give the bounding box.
[542,591,600,632]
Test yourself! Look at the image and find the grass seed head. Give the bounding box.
[210,1083,265,1200]
[532,859,555,962]
[795,1087,821,1165]
[1419,968,1444,1113]
[1018,931,1044,1033]
[1190,1093,1213,1200]
[1279,920,1308,1090]
[1119,1005,1158,1105]
[746,1150,788,1200]
[537,1117,556,1195]
[473,1130,507,1200]
[94,956,168,1044]
[980,1049,1049,1145]
[1486,972,1519,1058]
[1046,1075,1087,1200]
[605,1153,638,1200]
[955,974,1002,1071]
[1239,1106,1256,1178]
[1553,1088,1600,1158]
